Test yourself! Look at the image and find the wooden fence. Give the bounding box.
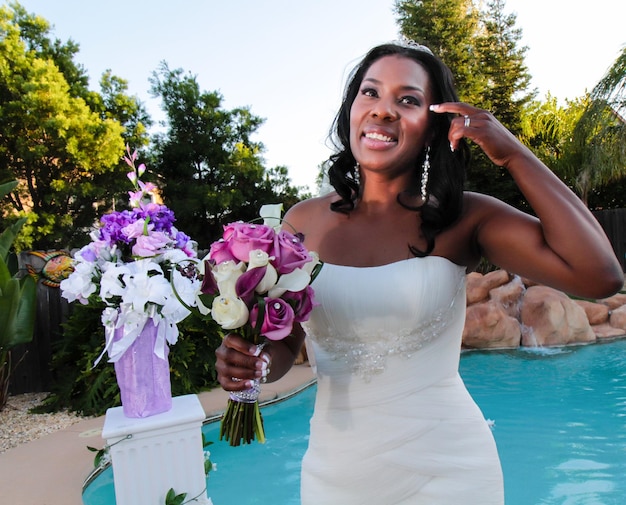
[593,209,626,272]
[7,210,626,395]
[8,252,70,395]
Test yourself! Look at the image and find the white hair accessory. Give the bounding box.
[395,35,434,55]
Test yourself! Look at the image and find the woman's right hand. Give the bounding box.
[215,333,270,391]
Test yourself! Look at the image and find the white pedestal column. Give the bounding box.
[102,394,213,505]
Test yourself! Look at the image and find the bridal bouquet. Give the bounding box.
[60,146,200,366]
[179,204,321,446]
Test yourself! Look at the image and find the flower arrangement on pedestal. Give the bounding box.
[174,204,321,446]
[60,147,200,418]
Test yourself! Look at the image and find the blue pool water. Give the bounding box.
[83,339,626,505]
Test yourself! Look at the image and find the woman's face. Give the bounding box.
[349,54,434,175]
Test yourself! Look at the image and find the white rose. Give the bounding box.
[211,295,249,330]
[212,260,245,297]
[247,249,271,268]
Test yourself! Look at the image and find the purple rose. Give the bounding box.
[250,297,295,341]
[223,222,275,263]
[273,230,311,274]
[209,239,236,264]
[283,285,317,323]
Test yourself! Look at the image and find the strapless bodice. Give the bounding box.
[302,256,467,381]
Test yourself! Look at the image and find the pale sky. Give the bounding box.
[9,0,626,191]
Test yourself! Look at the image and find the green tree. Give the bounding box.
[475,0,532,134]
[395,0,533,209]
[569,47,626,206]
[8,1,89,97]
[395,0,483,104]
[149,62,302,249]
[0,180,36,409]
[465,0,533,209]
[85,70,153,214]
[521,45,626,209]
[0,4,149,250]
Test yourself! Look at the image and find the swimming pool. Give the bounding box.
[83,338,626,504]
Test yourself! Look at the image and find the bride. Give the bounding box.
[215,41,622,504]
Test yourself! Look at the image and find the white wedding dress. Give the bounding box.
[301,256,504,504]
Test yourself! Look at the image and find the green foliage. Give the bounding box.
[87,441,110,469]
[0,3,149,250]
[165,488,187,505]
[148,62,305,249]
[395,0,483,103]
[0,179,36,409]
[164,433,214,505]
[588,176,626,210]
[34,303,221,416]
[395,0,534,209]
[569,46,626,206]
[396,1,626,210]
[474,0,533,133]
[521,85,626,208]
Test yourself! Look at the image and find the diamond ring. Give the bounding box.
[464,115,471,127]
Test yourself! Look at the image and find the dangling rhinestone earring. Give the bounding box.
[420,147,430,202]
[353,161,361,187]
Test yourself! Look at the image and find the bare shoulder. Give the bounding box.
[283,193,341,252]
[462,191,510,214]
[433,191,532,268]
[460,191,531,227]
[284,193,336,228]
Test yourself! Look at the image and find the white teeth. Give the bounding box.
[365,132,394,142]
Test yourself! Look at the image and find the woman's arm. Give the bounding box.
[432,103,623,299]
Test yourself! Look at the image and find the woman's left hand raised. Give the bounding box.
[430,102,528,169]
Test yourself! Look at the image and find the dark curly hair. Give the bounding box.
[326,42,470,256]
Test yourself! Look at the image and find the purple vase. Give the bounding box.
[113,319,172,418]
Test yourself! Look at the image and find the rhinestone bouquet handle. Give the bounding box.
[229,378,261,403]
[220,342,266,446]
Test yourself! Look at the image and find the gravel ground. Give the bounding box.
[0,392,89,454]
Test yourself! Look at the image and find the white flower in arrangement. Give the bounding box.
[60,146,201,366]
[60,259,98,303]
[119,260,171,310]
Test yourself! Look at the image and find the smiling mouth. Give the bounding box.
[364,132,396,142]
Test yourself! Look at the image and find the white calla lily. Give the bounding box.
[260,203,283,231]
[256,263,278,294]
[268,267,311,298]
[247,249,279,293]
